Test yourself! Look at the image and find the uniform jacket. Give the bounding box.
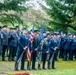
[49,38,58,53]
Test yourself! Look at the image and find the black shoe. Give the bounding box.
[32,68,37,70]
[12,59,15,61]
[8,59,11,61]
[2,59,5,61]
[52,68,56,69]
[21,68,27,70]
[14,68,19,71]
[43,68,46,70]
[28,68,31,70]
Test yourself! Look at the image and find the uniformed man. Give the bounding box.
[48,33,58,69]
[55,32,60,61]
[70,35,76,60]
[37,32,42,70]
[14,28,29,71]
[60,32,66,59]
[0,26,3,57]
[31,30,40,70]
[1,25,8,61]
[42,35,49,69]
[8,28,18,61]
[63,33,72,61]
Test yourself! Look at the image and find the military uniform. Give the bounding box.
[8,29,18,61]
[70,37,76,60]
[37,35,42,69]
[14,29,29,70]
[1,25,8,61]
[31,35,40,69]
[48,34,58,69]
[60,34,65,58]
[63,35,72,61]
[42,36,49,69]
[0,27,3,56]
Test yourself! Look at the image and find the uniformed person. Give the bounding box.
[14,28,29,71]
[63,33,72,61]
[48,33,58,69]
[55,32,60,61]
[60,32,66,59]
[31,30,39,70]
[70,35,76,60]
[1,25,8,61]
[42,35,49,69]
[0,26,3,57]
[37,32,42,70]
[8,28,18,61]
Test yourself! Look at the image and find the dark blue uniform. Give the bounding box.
[54,36,60,61]
[42,39,49,69]
[63,37,72,60]
[37,36,42,69]
[48,38,58,69]
[15,33,29,70]
[0,32,3,56]
[31,36,40,69]
[8,32,18,61]
[60,35,65,58]
[1,30,8,61]
[70,38,76,60]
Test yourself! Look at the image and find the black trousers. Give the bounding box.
[31,52,37,69]
[2,45,8,60]
[59,47,64,58]
[70,49,76,60]
[48,52,55,68]
[15,51,26,70]
[42,53,47,69]
[63,49,70,60]
[8,46,17,61]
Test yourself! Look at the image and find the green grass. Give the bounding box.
[0,59,76,75]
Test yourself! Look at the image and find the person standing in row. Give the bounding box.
[42,35,49,69]
[14,28,29,71]
[31,30,39,70]
[63,33,72,61]
[1,25,9,61]
[70,35,76,60]
[48,33,58,69]
[8,28,18,61]
[0,26,3,57]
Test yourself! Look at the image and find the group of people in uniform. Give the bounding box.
[0,25,76,71]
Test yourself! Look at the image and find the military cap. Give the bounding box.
[67,32,71,36]
[22,27,27,30]
[34,30,38,33]
[44,35,47,38]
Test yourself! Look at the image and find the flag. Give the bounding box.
[30,23,34,42]
[40,23,44,40]
[27,48,31,62]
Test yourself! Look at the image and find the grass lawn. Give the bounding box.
[0,59,76,75]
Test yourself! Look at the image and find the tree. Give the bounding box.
[44,0,76,33]
[0,0,27,26]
